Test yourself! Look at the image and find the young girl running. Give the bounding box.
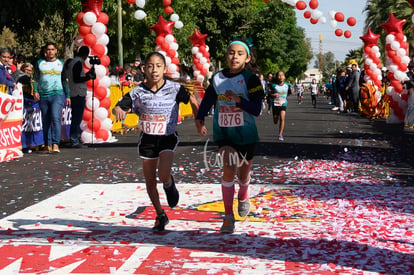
[269,71,290,141]
[113,52,199,232]
[294,79,304,104]
[195,39,264,233]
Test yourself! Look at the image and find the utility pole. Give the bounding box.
[117,0,123,67]
[319,34,323,82]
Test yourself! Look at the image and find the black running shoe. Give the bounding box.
[163,175,179,208]
[152,212,169,232]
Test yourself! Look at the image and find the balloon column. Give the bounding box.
[76,0,113,143]
[150,16,181,78]
[380,13,410,123]
[188,29,210,84]
[360,29,383,92]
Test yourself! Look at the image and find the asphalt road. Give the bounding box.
[1,93,413,217]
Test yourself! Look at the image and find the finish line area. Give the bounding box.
[0,183,413,274]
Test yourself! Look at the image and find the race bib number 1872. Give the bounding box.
[139,114,167,135]
[218,105,244,127]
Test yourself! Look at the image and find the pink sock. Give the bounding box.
[221,181,235,216]
[238,179,250,201]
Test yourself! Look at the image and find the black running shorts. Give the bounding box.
[138,132,179,159]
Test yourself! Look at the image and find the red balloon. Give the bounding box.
[335,12,345,22]
[304,11,312,19]
[161,41,170,51]
[83,109,92,121]
[126,0,135,4]
[149,16,174,37]
[309,0,319,9]
[83,33,97,47]
[347,17,356,27]
[344,30,352,38]
[92,43,105,57]
[78,25,91,36]
[164,6,174,15]
[88,118,101,132]
[76,13,85,25]
[296,1,307,10]
[167,48,176,58]
[100,97,111,109]
[96,128,109,141]
[392,55,402,65]
[387,50,396,59]
[364,46,372,55]
[310,18,319,24]
[87,78,99,89]
[335,29,343,37]
[100,55,110,67]
[94,86,107,100]
[171,57,179,65]
[155,35,165,46]
[97,12,109,25]
[163,0,171,5]
[398,63,408,72]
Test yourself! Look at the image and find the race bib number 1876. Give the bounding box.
[218,105,244,127]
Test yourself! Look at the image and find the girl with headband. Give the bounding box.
[195,39,264,233]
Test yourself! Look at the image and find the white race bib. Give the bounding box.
[139,114,167,135]
[218,105,244,127]
[273,98,285,106]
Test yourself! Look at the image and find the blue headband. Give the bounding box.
[227,41,250,56]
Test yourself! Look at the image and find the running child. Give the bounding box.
[195,39,264,233]
[269,71,290,141]
[294,79,304,104]
[309,78,319,108]
[113,52,199,232]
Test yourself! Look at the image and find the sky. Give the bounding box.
[294,0,367,63]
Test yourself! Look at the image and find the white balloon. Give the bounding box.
[376,52,381,58]
[100,76,111,88]
[92,22,106,36]
[319,16,327,24]
[75,35,84,47]
[165,56,172,65]
[158,50,167,57]
[95,65,107,79]
[402,56,410,64]
[199,57,207,64]
[97,34,109,46]
[172,72,180,79]
[101,118,113,131]
[86,97,100,111]
[134,10,147,20]
[136,0,145,8]
[397,48,407,57]
[170,13,179,22]
[311,10,323,19]
[371,46,379,53]
[365,58,372,66]
[394,71,405,81]
[329,10,336,19]
[95,107,108,120]
[168,63,177,72]
[155,45,161,52]
[389,65,398,73]
[364,75,370,82]
[329,20,337,29]
[369,63,377,71]
[83,12,97,26]
[412,14,414,23]
[197,75,205,83]
[386,34,395,44]
[205,45,209,52]
[80,121,88,131]
[174,21,184,29]
[391,41,400,51]
[374,68,381,75]
[191,47,199,54]
[170,42,179,51]
[386,86,394,95]
[196,52,203,59]
[81,130,94,144]
[165,34,175,43]
[377,75,382,81]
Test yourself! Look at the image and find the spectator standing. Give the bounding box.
[345,63,360,113]
[33,42,69,153]
[66,46,96,148]
[0,47,15,94]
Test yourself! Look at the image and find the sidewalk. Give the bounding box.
[0,94,413,274]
